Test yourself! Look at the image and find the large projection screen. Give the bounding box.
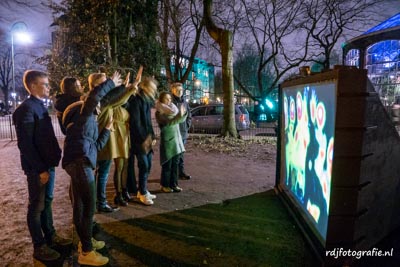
[280,81,337,243]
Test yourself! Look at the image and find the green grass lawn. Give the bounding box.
[97,190,319,266]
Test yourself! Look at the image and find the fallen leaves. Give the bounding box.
[188,136,277,161]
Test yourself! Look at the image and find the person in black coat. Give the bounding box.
[126,77,158,206]
[170,82,192,180]
[62,72,120,266]
[13,70,71,262]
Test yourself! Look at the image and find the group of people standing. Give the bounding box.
[13,68,192,266]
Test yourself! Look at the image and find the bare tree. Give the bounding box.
[158,0,204,85]
[239,0,311,97]
[302,0,382,70]
[204,0,237,138]
[0,0,45,24]
[0,48,13,111]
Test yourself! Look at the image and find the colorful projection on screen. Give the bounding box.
[282,83,336,240]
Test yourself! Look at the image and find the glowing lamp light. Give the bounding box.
[265,98,274,109]
[14,32,32,44]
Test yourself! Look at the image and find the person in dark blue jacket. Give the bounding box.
[62,71,121,266]
[13,70,72,262]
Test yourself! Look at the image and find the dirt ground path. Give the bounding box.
[0,137,277,266]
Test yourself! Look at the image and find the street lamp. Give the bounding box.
[11,21,32,110]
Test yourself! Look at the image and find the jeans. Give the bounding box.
[96,160,112,207]
[65,159,95,253]
[135,152,152,195]
[161,154,179,188]
[126,154,137,194]
[26,167,56,248]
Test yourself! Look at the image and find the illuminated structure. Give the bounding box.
[277,66,400,266]
[343,13,400,105]
[163,56,215,104]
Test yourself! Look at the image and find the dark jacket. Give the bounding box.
[13,96,62,174]
[126,92,154,154]
[54,93,81,135]
[62,79,115,169]
[171,95,191,140]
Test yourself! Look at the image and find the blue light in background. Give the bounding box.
[265,98,274,109]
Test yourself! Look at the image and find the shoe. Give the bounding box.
[33,244,60,261]
[171,186,183,192]
[138,192,154,206]
[78,238,106,253]
[78,250,109,266]
[137,190,156,199]
[179,172,191,180]
[161,186,173,193]
[98,203,117,213]
[49,234,72,247]
[114,194,128,206]
[122,189,133,202]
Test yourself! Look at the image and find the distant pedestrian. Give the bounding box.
[170,82,192,180]
[155,92,187,193]
[62,71,121,266]
[126,76,158,205]
[13,70,72,262]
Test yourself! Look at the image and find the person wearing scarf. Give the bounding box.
[155,92,188,193]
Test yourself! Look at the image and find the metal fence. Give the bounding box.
[0,113,276,141]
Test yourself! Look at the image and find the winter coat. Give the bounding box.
[171,95,191,140]
[13,96,62,174]
[61,79,115,169]
[126,93,155,154]
[155,110,187,165]
[97,85,136,160]
[54,93,81,135]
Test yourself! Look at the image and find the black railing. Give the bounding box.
[0,114,275,141]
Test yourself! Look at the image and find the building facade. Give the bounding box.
[343,13,400,105]
[162,55,215,104]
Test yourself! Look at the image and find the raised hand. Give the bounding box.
[133,66,143,86]
[111,71,122,87]
[180,104,186,115]
[124,72,131,87]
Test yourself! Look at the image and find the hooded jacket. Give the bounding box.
[54,93,81,135]
[61,79,115,169]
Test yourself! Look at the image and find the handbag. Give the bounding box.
[141,134,153,154]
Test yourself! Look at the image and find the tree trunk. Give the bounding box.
[203,0,237,138]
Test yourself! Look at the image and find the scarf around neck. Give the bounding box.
[155,101,178,117]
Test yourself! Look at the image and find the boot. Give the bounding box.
[122,188,133,202]
[114,193,128,206]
